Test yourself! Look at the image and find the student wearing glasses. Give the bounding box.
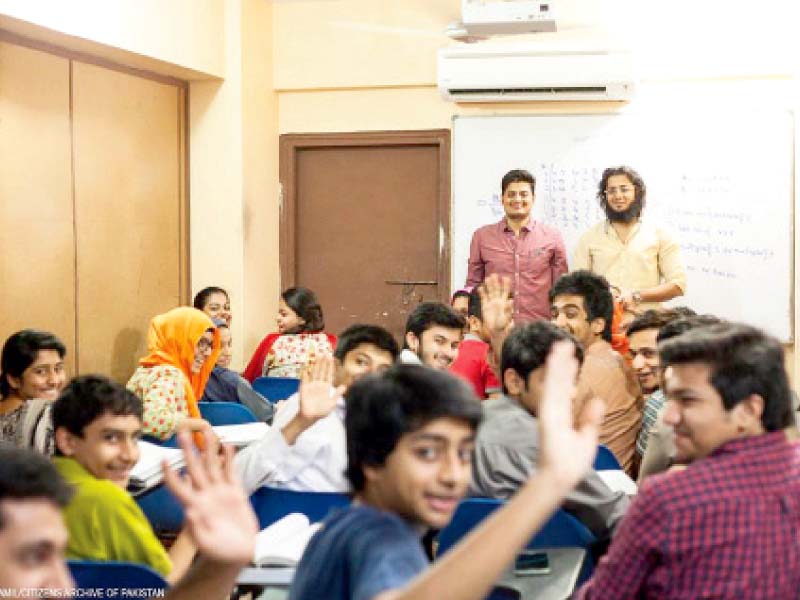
[572,166,686,316]
[127,307,220,441]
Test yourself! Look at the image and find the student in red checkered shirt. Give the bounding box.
[575,322,800,599]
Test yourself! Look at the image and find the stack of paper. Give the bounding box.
[253,513,322,567]
[212,422,270,447]
[130,441,185,488]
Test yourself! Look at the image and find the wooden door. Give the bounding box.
[280,131,450,344]
[72,62,186,381]
[0,41,76,371]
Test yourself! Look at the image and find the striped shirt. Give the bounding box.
[636,389,666,457]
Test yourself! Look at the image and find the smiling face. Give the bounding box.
[276,299,305,334]
[201,292,231,326]
[192,331,215,374]
[335,343,395,390]
[6,350,66,402]
[603,174,640,223]
[551,294,604,349]
[216,327,233,369]
[363,417,475,529]
[502,180,534,222]
[56,412,142,489]
[663,363,764,463]
[406,326,462,370]
[628,328,661,393]
[0,499,72,598]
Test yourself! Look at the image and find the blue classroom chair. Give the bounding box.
[593,444,622,471]
[436,498,596,585]
[68,560,168,594]
[198,401,257,424]
[253,377,300,403]
[135,483,185,534]
[250,485,350,529]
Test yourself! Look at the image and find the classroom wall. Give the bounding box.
[0,0,225,78]
[0,0,280,370]
[272,0,799,379]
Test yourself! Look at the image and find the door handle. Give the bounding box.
[385,280,437,285]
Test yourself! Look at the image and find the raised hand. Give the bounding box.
[477,274,513,336]
[163,431,258,566]
[297,355,345,426]
[537,340,604,491]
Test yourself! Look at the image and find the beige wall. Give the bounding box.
[0,0,225,78]
[272,0,799,380]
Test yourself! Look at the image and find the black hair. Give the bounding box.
[626,309,682,338]
[404,302,465,343]
[549,270,614,342]
[335,324,399,362]
[501,169,536,195]
[467,288,483,320]
[193,286,229,310]
[500,321,584,394]
[656,314,722,344]
[345,365,482,492]
[451,290,471,305]
[0,447,73,529]
[52,375,143,442]
[282,287,325,333]
[659,322,793,432]
[1,330,67,398]
[596,166,646,219]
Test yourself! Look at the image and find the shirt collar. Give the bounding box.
[500,218,533,233]
[709,430,789,459]
[53,456,95,483]
[603,218,642,239]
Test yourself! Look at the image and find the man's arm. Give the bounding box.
[162,431,258,600]
[377,342,605,600]
[466,230,486,288]
[551,232,569,281]
[234,357,344,493]
[571,232,591,272]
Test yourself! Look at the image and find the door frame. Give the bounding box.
[278,129,452,302]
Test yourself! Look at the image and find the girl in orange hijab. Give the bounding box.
[127,307,221,441]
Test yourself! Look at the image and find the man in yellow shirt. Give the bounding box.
[572,166,687,316]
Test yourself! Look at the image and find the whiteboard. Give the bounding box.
[452,112,794,341]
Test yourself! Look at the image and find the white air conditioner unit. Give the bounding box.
[437,46,636,102]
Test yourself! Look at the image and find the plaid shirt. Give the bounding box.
[575,431,800,599]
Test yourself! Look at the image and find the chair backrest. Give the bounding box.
[250,485,351,529]
[198,401,257,425]
[593,444,622,471]
[437,498,596,555]
[135,484,185,534]
[252,377,300,403]
[68,560,168,593]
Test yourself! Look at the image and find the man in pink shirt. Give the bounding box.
[466,169,568,323]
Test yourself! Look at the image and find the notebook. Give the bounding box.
[253,513,322,567]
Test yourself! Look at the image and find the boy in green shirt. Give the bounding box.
[52,375,195,582]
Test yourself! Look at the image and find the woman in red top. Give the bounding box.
[243,287,337,382]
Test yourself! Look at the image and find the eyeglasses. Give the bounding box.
[604,186,635,196]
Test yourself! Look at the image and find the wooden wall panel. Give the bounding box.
[0,41,76,372]
[72,62,183,382]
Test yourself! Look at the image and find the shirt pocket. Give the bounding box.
[520,246,552,278]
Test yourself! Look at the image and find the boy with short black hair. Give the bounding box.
[52,375,194,582]
[399,302,464,370]
[449,289,501,399]
[290,340,604,600]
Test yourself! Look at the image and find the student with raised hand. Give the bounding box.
[193,286,232,326]
[243,287,337,382]
[236,324,398,493]
[289,342,604,600]
[0,329,68,455]
[127,307,220,441]
[52,375,194,582]
[0,432,256,600]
